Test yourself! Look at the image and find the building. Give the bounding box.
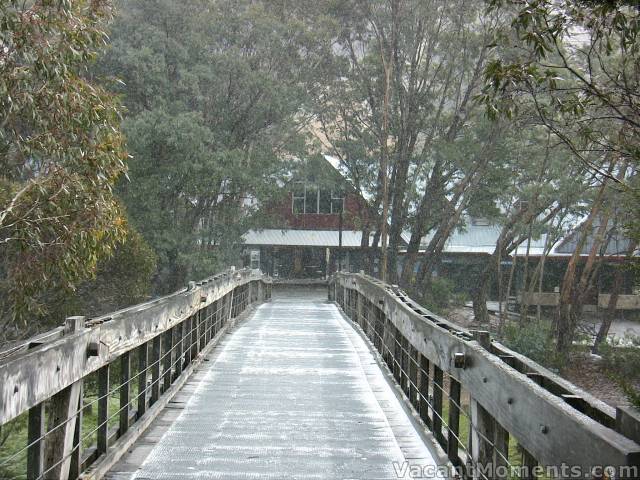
[241,160,375,279]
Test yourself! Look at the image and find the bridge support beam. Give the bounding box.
[44,316,85,480]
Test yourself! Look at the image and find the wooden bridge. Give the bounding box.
[1,269,639,479]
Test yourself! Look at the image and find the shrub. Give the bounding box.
[502,320,560,370]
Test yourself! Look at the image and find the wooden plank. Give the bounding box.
[69,382,84,480]
[162,329,172,393]
[27,402,45,480]
[521,447,538,480]
[494,421,510,480]
[136,343,148,419]
[409,346,419,409]
[43,316,85,479]
[419,355,431,428]
[433,365,445,446]
[0,271,269,424]
[470,399,494,475]
[97,365,109,455]
[447,377,462,467]
[119,352,131,437]
[151,336,161,405]
[336,273,640,469]
[617,406,640,444]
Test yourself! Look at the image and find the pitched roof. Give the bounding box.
[242,229,369,247]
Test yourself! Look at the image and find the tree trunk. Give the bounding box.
[592,264,624,354]
[472,254,500,326]
[555,175,610,355]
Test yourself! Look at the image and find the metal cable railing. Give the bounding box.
[0,277,267,480]
[351,299,517,480]
[330,280,550,480]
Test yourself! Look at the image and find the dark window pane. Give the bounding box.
[293,197,305,214]
[305,185,318,213]
[292,182,305,199]
[331,198,344,214]
[319,189,331,214]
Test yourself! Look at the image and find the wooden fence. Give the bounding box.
[330,272,640,479]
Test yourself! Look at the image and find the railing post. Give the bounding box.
[184,316,192,366]
[97,364,110,455]
[419,355,431,428]
[137,342,149,418]
[151,335,161,404]
[69,381,84,480]
[44,316,85,479]
[469,330,507,478]
[409,346,419,410]
[211,300,218,338]
[119,351,131,437]
[448,377,462,467]
[433,365,445,445]
[27,403,45,480]
[521,448,538,480]
[175,322,184,379]
[190,311,199,361]
[163,329,172,392]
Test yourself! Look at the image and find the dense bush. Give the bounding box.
[502,320,560,370]
[416,277,468,315]
[599,336,640,408]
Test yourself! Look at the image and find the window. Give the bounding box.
[292,182,305,214]
[319,189,331,214]
[291,183,345,215]
[305,184,318,214]
[331,190,344,214]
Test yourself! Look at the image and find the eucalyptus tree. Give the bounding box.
[0,1,128,323]
[313,0,504,284]
[101,0,333,291]
[468,125,591,326]
[481,0,640,354]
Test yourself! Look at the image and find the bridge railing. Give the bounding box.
[0,267,271,480]
[330,272,640,479]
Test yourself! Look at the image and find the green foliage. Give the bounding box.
[0,1,128,322]
[418,277,462,314]
[54,225,157,318]
[99,0,332,292]
[481,0,640,222]
[502,320,560,370]
[599,336,640,409]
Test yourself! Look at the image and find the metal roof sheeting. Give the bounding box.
[242,229,366,247]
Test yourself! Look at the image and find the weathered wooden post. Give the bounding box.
[409,346,419,410]
[448,376,462,467]
[97,364,110,455]
[433,365,445,445]
[44,316,85,479]
[137,342,149,418]
[419,354,431,429]
[151,335,161,404]
[163,329,172,392]
[119,351,131,437]
[27,403,45,480]
[469,330,510,479]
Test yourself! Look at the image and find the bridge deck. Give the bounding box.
[107,287,439,479]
